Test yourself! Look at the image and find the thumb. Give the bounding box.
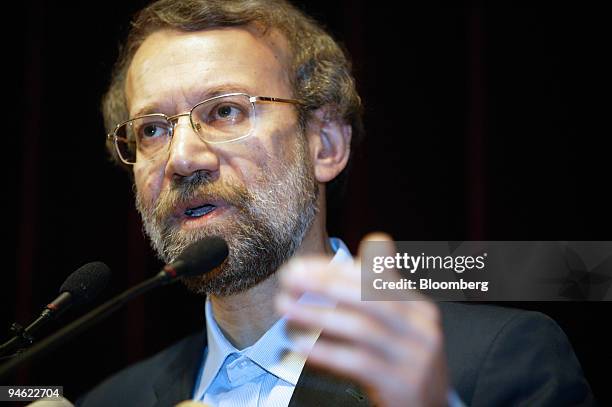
[358,232,399,276]
[358,232,397,270]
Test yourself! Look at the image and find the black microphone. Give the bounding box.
[160,235,229,279]
[51,261,111,312]
[0,236,228,379]
[0,262,111,357]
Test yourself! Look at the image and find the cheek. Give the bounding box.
[254,118,300,163]
[224,145,268,186]
[234,129,294,178]
[133,163,163,204]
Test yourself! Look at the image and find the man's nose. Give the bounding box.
[164,116,220,179]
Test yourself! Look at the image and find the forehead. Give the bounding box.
[125,26,293,116]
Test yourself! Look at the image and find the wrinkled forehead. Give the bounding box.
[125,25,294,116]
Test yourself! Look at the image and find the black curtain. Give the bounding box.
[3,1,610,403]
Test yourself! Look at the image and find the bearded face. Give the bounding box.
[135,136,319,296]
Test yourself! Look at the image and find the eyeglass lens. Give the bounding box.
[114,94,255,163]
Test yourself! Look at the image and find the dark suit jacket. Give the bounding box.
[78,303,595,406]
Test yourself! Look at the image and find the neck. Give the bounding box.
[209,276,280,350]
[210,206,332,349]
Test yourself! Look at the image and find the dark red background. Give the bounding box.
[2,1,610,404]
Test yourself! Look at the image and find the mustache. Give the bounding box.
[148,170,252,222]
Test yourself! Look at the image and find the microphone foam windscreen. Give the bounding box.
[59,262,111,304]
[176,236,229,278]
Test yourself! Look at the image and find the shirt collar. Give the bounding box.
[195,237,352,395]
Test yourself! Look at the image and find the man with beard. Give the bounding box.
[79,0,594,406]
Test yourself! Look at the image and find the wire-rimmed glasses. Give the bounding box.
[107,92,302,165]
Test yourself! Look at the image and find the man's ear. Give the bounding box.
[305,106,352,183]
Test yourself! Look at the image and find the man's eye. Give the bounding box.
[211,104,244,122]
[139,123,167,139]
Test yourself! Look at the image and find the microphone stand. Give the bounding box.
[0,270,173,379]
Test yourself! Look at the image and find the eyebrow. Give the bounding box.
[130,83,254,118]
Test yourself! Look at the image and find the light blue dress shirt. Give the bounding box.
[192,237,464,407]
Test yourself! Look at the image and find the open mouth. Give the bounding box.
[184,204,216,218]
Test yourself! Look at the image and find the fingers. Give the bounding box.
[277,294,400,359]
[276,232,442,352]
[279,258,361,302]
[302,336,444,407]
[276,234,449,407]
[278,249,435,338]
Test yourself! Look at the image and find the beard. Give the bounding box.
[134,137,319,297]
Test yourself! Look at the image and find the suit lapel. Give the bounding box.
[288,362,372,407]
[152,332,206,407]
